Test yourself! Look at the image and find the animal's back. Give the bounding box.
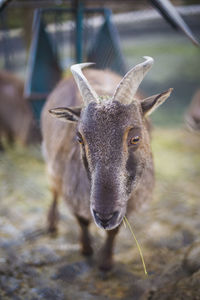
[0,71,24,137]
[0,70,39,145]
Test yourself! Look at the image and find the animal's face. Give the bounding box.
[77,100,146,229]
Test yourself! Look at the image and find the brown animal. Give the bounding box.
[41,57,172,271]
[0,70,40,149]
[185,89,200,131]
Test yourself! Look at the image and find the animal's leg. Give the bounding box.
[0,138,4,151]
[99,227,119,271]
[47,190,59,233]
[6,128,14,146]
[76,216,93,256]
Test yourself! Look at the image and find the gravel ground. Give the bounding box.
[0,127,200,299]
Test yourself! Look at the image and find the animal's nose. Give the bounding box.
[93,210,119,229]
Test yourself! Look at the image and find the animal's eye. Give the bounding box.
[76,133,84,144]
[130,135,140,145]
[127,128,141,148]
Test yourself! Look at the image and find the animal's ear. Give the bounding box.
[141,88,173,116]
[49,107,82,122]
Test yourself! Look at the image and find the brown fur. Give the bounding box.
[0,70,40,148]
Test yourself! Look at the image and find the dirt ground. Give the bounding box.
[0,128,200,300]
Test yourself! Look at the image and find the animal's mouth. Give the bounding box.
[91,209,124,230]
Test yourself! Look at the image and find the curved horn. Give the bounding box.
[112,56,154,105]
[71,63,98,105]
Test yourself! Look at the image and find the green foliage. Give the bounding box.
[122,35,200,127]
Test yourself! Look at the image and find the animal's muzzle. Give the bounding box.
[93,209,119,229]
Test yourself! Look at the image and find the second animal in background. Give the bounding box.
[0,71,41,150]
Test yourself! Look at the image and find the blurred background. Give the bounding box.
[0,0,200,299]
[1,0,200,126]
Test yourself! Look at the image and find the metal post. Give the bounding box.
[0,11,12,70]
[75,0,84,63]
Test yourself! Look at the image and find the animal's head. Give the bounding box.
[50,57,172,230]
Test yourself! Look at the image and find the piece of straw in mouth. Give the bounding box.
[123,215,148,276]
[122,218,127,228]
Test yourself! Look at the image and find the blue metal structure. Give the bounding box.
[24,4,126,122]
[87,9,126,76]
[24,0,199,123]
[24,10,62,122]
[75,0,84,63]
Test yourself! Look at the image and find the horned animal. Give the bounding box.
[0,70,40,149]
[41,57,172,271]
